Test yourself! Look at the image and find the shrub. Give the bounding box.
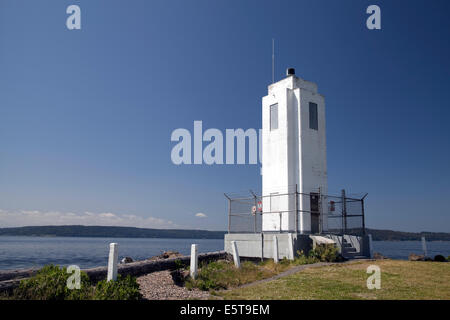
[298,244,340,263]
[294,250,320,265]
[12,265,92,300]
[185,260,229,291]
[93,275,142,300]
[174,258,184,270]
[308,244,339,262]
[434,255,447,262]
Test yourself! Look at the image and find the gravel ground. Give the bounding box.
[137,270,210,300]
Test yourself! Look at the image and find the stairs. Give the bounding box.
[341,237,366,259]
[342,238,357,256]
[323,234,368,259]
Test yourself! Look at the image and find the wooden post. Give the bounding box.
[421,236,428,257]
[107,243,118,281]
[273,235,279,263]
[190,244,198,279]
[231,241,241,268]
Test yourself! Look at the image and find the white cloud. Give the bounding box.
[99,212,117,218]
[0,209,176,229]
[195,212,207,218]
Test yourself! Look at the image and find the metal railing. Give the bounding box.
[225,187,367,236]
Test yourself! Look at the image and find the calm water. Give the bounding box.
[0,236,224,270]
[372,240,450,260]
[0,236,449,270]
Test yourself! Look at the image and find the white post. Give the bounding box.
[190,244,198,279]
[107,243,118,281]
[421,236,428,257]
[368,234,373,258]
[231,241,241,268]
[287,233,294,260]
[273,235,279,263]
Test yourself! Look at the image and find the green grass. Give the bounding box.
[185,259,291,291]
[219,260,450,300]
[185,245,340,292]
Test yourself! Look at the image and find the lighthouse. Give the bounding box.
[225,68,370,259]
[261,68,328,234]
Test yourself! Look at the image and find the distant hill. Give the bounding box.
[366,228,450,241]
[0,225,449,241]
[0,225,226,239]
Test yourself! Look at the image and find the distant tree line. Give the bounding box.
[0,225,226,239]
[366,228,450,241]
[0,226,449,241]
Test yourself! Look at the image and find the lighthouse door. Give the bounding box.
[310,193,320,234]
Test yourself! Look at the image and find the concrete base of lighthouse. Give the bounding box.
[224,233,371,260]
[224,233,313,260]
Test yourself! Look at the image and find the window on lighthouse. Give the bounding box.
[270,103,278,131]
[309,102,318,130]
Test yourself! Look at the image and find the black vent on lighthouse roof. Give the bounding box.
[286,68,295,76]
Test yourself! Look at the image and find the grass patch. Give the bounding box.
[185,260,276,291]
[185,245,340,291]
[219,259,450,300]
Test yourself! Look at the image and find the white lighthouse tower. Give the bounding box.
[225,67,371,259]
[261,68,328,234]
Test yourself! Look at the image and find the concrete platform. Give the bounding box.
[224,233,371,260]
[224,233,312,260]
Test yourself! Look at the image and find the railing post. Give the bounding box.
[273,235,279,263]
[250,190,258,234]
[341,189,347,234]
[190,244,198,279]
[261,233,264,262]
[361,198,366,235]
[288,233,295,260]
[318,187,322,234]
[295,184,298,234]
[107,243,118,282]
[225,193,231,233]
[231,241,241,268]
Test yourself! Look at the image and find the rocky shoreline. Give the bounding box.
[137,270,210,300]
[0,250,228,294]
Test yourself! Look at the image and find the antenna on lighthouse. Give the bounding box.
[272,38,275,83]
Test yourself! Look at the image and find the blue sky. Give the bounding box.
[0,0,449,232]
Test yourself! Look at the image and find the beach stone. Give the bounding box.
[408,253,425,261]
[161,251,182,259]
[433,255,446,262]
[149,251,183,261]
[120,257,133,264]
